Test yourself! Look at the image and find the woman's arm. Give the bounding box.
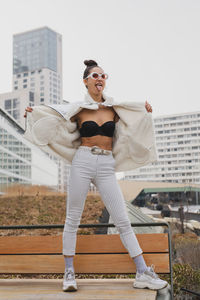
[70,112,81,128]
[70,115,76,122]
[114,111,120,123]
[145,101,152,113]
[24,106,33,118]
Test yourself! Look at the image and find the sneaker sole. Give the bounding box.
[63,285,77,292]
[133,281,168,290]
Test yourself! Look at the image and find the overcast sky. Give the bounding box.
[0,0,200,116]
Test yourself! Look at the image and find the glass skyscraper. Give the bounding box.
[11,26,65,192]
[13,27,58,74]
[12,26,63,112]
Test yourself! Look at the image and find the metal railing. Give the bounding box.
[180,287,200,298]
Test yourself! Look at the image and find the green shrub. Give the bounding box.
[172,233,200,270]
[173,264,200,297]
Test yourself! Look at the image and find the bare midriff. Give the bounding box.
[80,136,113,151]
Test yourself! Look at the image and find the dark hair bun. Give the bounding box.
[84,60,98,67]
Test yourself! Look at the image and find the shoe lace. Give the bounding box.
[147,264,159,279]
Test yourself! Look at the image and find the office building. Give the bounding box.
[12,26,62,122]
[12,27,67,192]
[123,111,200,184]
[0,90,33,128]
[0,108,58,191]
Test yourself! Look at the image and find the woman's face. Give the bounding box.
[83,67,106,95]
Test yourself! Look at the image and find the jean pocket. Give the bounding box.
[110,155,116,167]
[72,149,89,165]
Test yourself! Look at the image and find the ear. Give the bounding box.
[83,78,88,89]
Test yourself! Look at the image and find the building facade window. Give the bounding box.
[5,100,11,110]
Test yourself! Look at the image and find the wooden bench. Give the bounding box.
[0,224,173,300]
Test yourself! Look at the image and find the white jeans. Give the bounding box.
[63,146,142,257]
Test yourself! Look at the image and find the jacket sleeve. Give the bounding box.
[24,105,81,163]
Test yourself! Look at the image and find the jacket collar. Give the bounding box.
[84,92,114,106]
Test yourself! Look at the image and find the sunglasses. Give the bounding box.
[86,72,108,80]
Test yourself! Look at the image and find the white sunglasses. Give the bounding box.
[86,72,108,80]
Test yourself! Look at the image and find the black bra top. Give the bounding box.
[79,120,115,138]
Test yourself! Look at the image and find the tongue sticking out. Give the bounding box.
[96,85,103,91]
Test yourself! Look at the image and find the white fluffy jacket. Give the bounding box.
[24,92,157,172]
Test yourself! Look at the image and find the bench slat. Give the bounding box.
[0,253,169,274]
[0,279,157,300]
[0,233,169,254]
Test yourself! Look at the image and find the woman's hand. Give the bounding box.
[145,101,152,113]
[24,106,33,118]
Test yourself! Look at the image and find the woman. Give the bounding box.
[24,60,168,292]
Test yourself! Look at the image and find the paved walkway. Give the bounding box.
[0,279,157,300]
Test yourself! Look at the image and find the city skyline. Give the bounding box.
[0,0,200,117]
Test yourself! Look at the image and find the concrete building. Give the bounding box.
[0,90,33,128]
[12,26,62,123]
[11,26,67,192]
[0,26,70,192]
[123,111,200,184]
[0,108,58,191]
[118,180,200,204]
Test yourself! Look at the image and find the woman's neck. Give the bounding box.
[88,91,104,103]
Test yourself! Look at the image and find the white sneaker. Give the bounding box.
[63,267,77,292]
[133,265,168,290]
